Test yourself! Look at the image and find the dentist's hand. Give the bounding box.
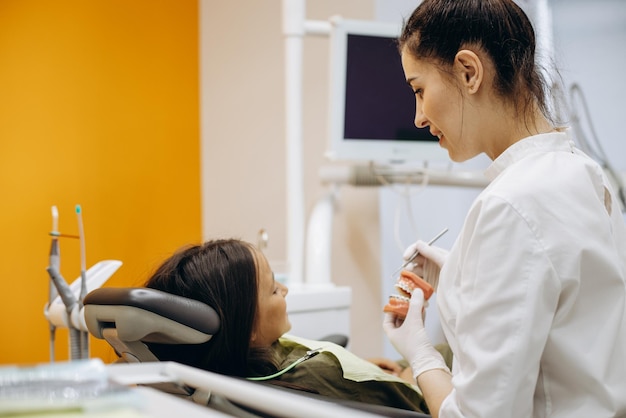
[403,241,449,289]
[383,289,449,380]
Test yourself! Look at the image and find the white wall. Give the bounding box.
[551,0,626,170]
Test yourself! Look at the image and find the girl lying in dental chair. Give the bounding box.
[143,239,449,413]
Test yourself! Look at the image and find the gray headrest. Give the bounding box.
[83,287,220,342]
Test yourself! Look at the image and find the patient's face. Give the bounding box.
[251,249,291,347]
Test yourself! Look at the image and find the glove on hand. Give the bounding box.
[403,241,449,290]
[383,289,450,379]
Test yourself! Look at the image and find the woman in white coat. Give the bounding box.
[383,0,626,417]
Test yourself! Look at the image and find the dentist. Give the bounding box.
[383,1,626,417]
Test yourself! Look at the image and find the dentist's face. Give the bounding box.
[401,48,476,162]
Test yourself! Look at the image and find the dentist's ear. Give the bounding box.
[455,49,484,94]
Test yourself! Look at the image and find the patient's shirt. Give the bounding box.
[271,335,427,412]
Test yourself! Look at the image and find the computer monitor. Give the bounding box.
[326,18,448,164]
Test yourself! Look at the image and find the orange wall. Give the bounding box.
[0,0,201,364]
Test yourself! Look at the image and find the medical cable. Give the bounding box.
[46,266,77,320]
[369,161,432,258]
[568,83,626,212]
[247,348,323,381]
[46,264,84,361]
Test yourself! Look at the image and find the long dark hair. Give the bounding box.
[399,0,552,123]
[144,239,279,377]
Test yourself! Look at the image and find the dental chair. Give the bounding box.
[83,287,430,418]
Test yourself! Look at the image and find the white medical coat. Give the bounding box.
[438,132,626,417]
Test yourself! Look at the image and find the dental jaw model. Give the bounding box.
[383,270,433,319]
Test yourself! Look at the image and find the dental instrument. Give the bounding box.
[76,205,89,359]
[46,260,123,330]
[391,227,448,279]
[47,206,60,362]
[49,232,80,239]
[44,205,123,361]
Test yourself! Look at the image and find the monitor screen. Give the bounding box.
[326,19,448,164]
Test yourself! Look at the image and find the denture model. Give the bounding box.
[383,270,434,319]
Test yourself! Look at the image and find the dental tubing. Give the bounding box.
[45,205,92,361]
[76,205,89,359]
[47,206,60,362]
[76,205,87,302]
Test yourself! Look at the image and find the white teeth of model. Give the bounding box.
[389,294,410,302]
[395,282,413,295]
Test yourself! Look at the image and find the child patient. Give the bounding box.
[143,238,430,412]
